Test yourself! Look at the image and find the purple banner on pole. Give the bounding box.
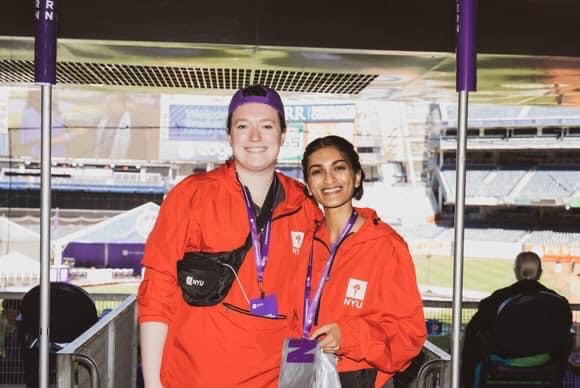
[456,0,477,92]
[34,0,58,84]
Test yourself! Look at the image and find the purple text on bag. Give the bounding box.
[286,338,317,363]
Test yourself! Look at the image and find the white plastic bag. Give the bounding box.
[279,337,341,388]
[313,350,341,388]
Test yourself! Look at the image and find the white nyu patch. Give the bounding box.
[291,231,304,254]
[345,278,367,301]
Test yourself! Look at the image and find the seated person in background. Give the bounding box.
[461,251,572,387]
[0,299,24,384]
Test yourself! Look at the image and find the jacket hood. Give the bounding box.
[314,207,404,248]
[201,161,317,217]
[352,207,404,246]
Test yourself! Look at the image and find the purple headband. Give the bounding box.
[227,85,286,123]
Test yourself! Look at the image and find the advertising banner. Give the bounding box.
[7,88,160,160]
[285,104,356,123]
[287,104,355,149]
[168,105,228,141]
[279,123,305,162]
[160,95,230,162]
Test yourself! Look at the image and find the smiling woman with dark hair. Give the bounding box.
[300,135,426,388]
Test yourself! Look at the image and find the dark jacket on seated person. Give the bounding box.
[461,279,572,387]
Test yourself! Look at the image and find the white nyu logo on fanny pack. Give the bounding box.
[186,276,205,287]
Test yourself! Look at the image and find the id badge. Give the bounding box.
[250,294,279,317]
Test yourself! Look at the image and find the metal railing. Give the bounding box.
[416,341,451,387]
[56,294,137,388]
[0,292,133,387]
[2,293,578,387]
[418,299,580,388]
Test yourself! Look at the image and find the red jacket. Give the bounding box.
[308,207,426,387]
[137,163,321,387]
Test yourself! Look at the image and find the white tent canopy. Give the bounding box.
[0,251,40,275]
[0,216,40,259]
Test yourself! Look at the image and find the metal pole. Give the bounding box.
[450,90,469,388]
[35,1,58,386]
[39,83,52,388]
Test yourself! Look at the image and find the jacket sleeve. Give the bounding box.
[137,182,196,324]
[337,237,427,373]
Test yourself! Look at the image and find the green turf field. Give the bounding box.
[78,255,560,297]
[414,255,514,294]
[413,255,558,295]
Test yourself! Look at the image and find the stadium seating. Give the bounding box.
[440,165,580,206]
[525,231,580,248]
[435,227,526,243]
[518,170,580,202]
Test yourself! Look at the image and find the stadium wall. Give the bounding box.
[522,243,580,262]
[407,238,521,260]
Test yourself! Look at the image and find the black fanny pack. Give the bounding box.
[176,243,250,306]
[176,176,277,306]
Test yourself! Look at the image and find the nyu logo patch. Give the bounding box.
[291,231,304,254]
[186,276,204,287]
[343,278,367,309]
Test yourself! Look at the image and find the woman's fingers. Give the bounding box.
[322,344,340,353]
[310,323,341,353]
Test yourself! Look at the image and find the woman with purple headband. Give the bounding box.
[137,85,321,387]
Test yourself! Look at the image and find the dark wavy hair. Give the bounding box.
[301,135,365,200]
[226,85,287,134]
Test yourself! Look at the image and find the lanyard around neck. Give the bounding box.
[303,210,357,337]
[240,180,275,296]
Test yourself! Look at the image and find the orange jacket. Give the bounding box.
[137,163,321,388]
[308,207,426,387]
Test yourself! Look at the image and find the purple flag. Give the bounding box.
[34,0,58,84]
[456,0,477,91]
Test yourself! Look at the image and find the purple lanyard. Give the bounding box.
[303,210,357,337]
[241,185,272,295]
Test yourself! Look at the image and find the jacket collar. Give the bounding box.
[212,161,313,218]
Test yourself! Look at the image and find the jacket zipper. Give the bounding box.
[312,233,354,326]
[271,205,302,223]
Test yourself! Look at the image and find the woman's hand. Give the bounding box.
[310,323,342,353]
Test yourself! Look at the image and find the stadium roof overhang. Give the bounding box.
[1,0,580,106]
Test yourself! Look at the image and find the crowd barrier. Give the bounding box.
[1,294,578,387]
[56,294,137,388]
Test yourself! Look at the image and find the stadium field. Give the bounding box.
[79,256,561,298]
[82,258,519,297]
[414,255,559,296]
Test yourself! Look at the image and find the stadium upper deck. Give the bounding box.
[430,104,580,210]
